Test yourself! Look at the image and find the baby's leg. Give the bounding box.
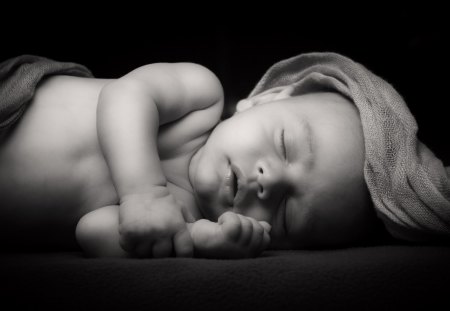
[76,205,129,258]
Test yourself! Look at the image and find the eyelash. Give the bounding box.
[280,129,287,160]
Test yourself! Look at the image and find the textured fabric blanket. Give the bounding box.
[243,52,450,242]
[2,247,450,310]
[0,55,92,136]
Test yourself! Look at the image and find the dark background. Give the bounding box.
[1,7,449,163]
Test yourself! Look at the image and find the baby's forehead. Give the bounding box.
[250,92,357,119]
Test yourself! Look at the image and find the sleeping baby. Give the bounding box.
[0,52,448,258]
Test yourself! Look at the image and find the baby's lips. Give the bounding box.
[259,221,271,232]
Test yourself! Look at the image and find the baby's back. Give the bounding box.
[0,75,118,249]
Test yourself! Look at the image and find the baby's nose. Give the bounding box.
[254,160,287,200]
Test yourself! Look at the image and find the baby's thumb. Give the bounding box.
[259,221,271,233]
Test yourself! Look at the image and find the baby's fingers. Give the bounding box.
[244,218,271,256]
[218,211,241,241]
[236,215,254,245]
[243,217,266,253]
[174,226,194,258]
[258,221,271,251]
[259,221,271,233]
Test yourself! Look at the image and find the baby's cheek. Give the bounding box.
[237,204,271,223]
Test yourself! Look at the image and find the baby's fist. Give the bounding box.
[218,211,271,257]
[190,211,271,259]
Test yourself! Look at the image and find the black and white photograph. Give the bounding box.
[1,7,449,310]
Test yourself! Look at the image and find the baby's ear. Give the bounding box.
[235,85,295,113]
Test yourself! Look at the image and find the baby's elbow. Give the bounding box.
[174,62,224,106]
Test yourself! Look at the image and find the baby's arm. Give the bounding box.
[97,63,223,258]
[76,207,270,259]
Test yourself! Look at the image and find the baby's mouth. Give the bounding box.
[231,170,238,200]
[225,164,239,207]
[230,164,247,207]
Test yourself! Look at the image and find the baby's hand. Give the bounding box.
[189,211,271,259]
[118,190,193,258]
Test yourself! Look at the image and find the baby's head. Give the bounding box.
[190,51,450,246]
[189,89,379,249]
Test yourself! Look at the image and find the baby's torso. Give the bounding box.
[0,75,202,249]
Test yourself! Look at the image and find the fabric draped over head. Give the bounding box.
[244,52,450,242]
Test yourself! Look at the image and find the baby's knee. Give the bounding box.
[76,205,127,257]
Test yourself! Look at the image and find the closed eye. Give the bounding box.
[280,129,287,160]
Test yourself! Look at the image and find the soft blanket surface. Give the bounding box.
[1,246,449,310]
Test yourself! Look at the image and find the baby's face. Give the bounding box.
[189,92,374,249]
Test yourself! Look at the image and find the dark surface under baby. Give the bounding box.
[1,245,449,310]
